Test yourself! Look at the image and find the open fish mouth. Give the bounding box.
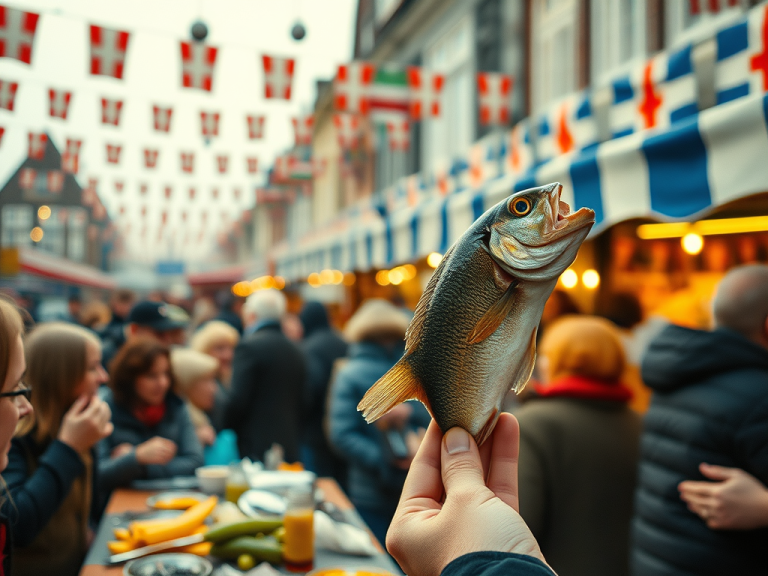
[552,186,594,233]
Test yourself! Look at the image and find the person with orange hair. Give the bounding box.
[515,315,641,576]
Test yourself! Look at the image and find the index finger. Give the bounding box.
[486,413,521,511]
[678,481,716,498]
[398,419,443,504]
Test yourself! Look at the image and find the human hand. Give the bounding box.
[386,413,547,576]
[111,443,134,459]
[375,403,413,431]
[135,436,177,466]
[196,425,216,446]
[58,395,114,454]
[679,463,768,530]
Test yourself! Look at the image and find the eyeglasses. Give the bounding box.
[0,383,32,403]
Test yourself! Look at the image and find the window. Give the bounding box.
[665,1,744,49]
[67,208,88,262]
[532,0,578,112]
[592,0,647,86]
[1,205,33,248]
[39,207,66,257]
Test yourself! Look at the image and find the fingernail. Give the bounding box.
[445,428,470,454]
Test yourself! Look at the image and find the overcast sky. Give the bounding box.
[0,0,356,264]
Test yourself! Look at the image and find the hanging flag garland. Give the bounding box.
[246,156,258,174]
[0,78,18,110]
[0,5,39,64]
[164,185,172,199]
[61,138,81,173]
[114,180,124,193]
[246,114,265,139]
[188,187,196,200]
[48,88,72,119]
[333,113,360,149]
[27,131,46,159]
[386,119,410,150]
[153,105,172,132]
[216,154,228,174]
[262,54,295,99]
[201,111,220,137]
[406,66,444,118]
[139,182,148,195]
[477,72,513,125]
[0,126,4,147]
[18,167,35,189]
[180,41,217,91]
[47,170,63,193]
[211,187,219,200]
[334,61,375,114]
[292,114,314,146]
[144,148,159,168]
[689,0,739,14]
[180,151,194,173]
[105,143,121,164]
[101,97,124,126]
[89,24,130,79]
[82,177,97,205]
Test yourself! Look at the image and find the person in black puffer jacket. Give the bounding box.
[631,264,768,576]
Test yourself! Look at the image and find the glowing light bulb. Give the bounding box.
[560,269,578,289]
[582,269,600,289]
[681,233,704,255]
[375,270,390,286]
[30,227,44,242]
[427,252,443,268]
[38,206,51,220]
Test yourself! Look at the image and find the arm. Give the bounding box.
[222,341,259,430]
[2,439,85,547]
[146,406,204,479]
[96,437,146,491]
[442,552,555,576]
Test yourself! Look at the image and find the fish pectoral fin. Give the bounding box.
[512,328,538,394]
[357,359,430,423]
[466,282,518,345]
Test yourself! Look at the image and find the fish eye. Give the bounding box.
[510,197,532,217]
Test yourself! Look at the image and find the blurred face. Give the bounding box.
[112,300,133,319]
[208,342,234,372]
[0,335,32,471]
[72,340,109,399]
[135,354,171,406]
[159,328,186,346]
[186,376,218,412]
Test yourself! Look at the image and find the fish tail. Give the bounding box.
[357,358,429,423]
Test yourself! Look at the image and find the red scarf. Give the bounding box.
[0,521,7,576]
[534,375,633,403]
[133,403,167,427]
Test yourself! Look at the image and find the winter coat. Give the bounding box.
[328,340,431,514]
[632,325,768,576]
[223,322,306,463]
[97,388,204,492]
[442,552,555,576]
[516,376,641,576]
[2,435,97,576]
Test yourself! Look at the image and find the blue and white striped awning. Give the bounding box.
[276,90,768,281]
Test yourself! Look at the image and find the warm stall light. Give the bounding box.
[38,205,51,220]
[401,264,417,280]
[637,215,768,239]
[388,269,404,285]
[231,281,253,297]
[560,269,578,289]
[343,272,356,286]
[375,270,391,286]
[273,276,286,290]
[331,270,344,285]
[320,269,335,285]
[30,227,44,242]
[582,269,600,289]
[681,232,704,255]
[427,252,443,268]
[307,272,322,288]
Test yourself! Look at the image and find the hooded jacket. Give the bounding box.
[632,325,768,576]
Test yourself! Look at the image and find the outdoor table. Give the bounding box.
[79,478,400,575]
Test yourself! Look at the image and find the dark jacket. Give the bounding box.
[97,388,204,492]
[0,514,11,576]
[223,322,306,463]
[443,552,555,576]
[516,377,641,576]
[299,302,349,480]
[328,341,431,513]
[2,435,97,576]
[632,325,768,576]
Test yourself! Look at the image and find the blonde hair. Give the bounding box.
[0,296,24,392]
[540,315,626,383]
[79,300,111,329]
[19,322,101,443]
[190,320,239,355]
[343,299,410,343]
[170,348,218,393]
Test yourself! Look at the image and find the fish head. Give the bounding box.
[483,182,595,282]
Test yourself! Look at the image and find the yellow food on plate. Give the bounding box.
[113,527,131,541]
[106,540,137,555]
[129,495,218,546]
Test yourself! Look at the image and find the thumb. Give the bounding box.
[65,395,90,418]
[700,463,738,481]
[441,427,485,495]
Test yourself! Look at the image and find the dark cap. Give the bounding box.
[128,301,189,331]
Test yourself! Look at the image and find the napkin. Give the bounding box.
[314,510,379,557]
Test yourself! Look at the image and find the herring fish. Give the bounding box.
[357,182,595,445]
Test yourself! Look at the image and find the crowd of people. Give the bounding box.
[0,264,767,576]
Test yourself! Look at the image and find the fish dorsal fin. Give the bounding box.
[512,328,538,393]
[466,280,519,344]
[357,359,431,424]
[405,246,454,351]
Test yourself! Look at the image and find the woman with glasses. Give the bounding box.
[97,338,203,493]
[2,322,113,576]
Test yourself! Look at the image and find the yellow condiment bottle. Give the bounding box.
[225,463,250,503]
[282,486,315,572]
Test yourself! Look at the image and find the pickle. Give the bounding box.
[209,535,283,564]
[204,518,283,543]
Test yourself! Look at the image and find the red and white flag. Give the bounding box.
[106,143,121,164]
[101,97,123,126]
[82,178,97,205]
[246,114,265,139]
[246,156,258,174]
[216,154,228,174]
[334,62,375,114]
[181,152,194,173]
[153,105,172,132]
[139,182,148,195]
[333,114,360,149]
[28,132,46,159]
[18,167,35,189]
[211,187,219,200]
[48,88,72,119]
[47,170,63,193]
[180,41,217,91]
[0,79,18,111]
[689,0,739,14]
[114,180,124,194]
[0,126,4,147]
[407,66,444,118]
[273,155,290,182]
[89,25,130,79]
[477,72,513,125]
[144,148,159,169]
[292,114,314,146]
[164,186,172,200]
[189,187,196,200]
[0,6,39,64]
[61,139,81,173]
[262,55,295,99]
[200,111,220,137]
[386,119,410,150]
